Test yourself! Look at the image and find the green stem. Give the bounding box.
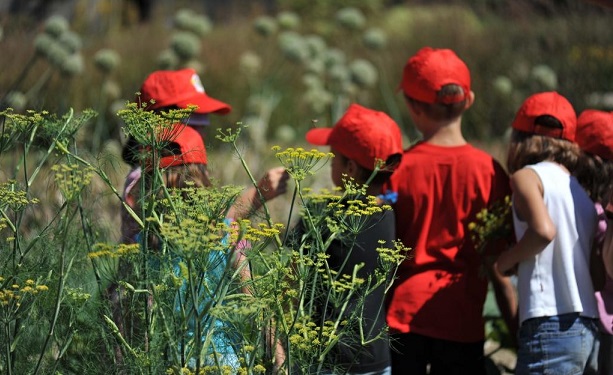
[3,321,13,375]
[26,109,72,188]
[0,209,16,234]
[32,205,76,375]
[281,183,299,245]
[103,315,139,359]
[229,139,283,246]
[77,193,104,296]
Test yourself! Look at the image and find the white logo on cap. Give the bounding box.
[191,73,205,93]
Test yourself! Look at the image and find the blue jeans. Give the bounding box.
[516,313,600,375]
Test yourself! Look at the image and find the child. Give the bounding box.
[113,69,289,369]
[496,92,600,374]
[575,109,613,375]
[138,124,239,368]
[123,123,287,370]
[120,68,232,243]
[385,46,517,375]
[121,68,289,242]
[301,103,404,375]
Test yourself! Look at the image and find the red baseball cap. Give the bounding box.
[399,47,471,104]
[305,103,403,170]
[158,124,207,168]
[139,68,231,114]
[512,91,577,142]
[577,109,613,160]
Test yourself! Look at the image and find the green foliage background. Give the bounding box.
[1,0,612,154]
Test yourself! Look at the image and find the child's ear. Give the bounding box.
[464,91,475,110]
[406,99,423,116]
[345,159,360,179]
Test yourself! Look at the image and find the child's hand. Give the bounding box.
[257,167,290,202]
[495,251,518,276]
[227,167,290,220]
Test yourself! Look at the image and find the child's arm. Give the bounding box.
[603,200,613,279]
[589,203,608,291]
[484,257,518,346]
[226,167,290,220]
[496,168,556,274]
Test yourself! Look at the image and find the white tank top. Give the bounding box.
[513,161,599,324]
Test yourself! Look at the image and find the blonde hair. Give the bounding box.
[506,130,581,174]
[405,84,468,121]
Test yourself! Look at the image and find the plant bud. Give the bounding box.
[58,30,82,54]
[349,59,378,88]
[336,7,366,30]
[277,11,300,30]
[253,16,278,37]
[60,53,84,77]
[44,15,69,38]
[5,91,27,111]
[94,49,121,74]
[157,49,179,70]
[239,51,262,76]
[362,28,387,50]
[170,32,201,60]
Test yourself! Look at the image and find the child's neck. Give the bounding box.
[543,159,570,175]
[420,118,466,146]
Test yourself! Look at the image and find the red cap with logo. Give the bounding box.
[158,124,207,168]
[577,109,613,160]
[305,103,403,170]
[139,68,231,114]
[512,91,577,142]
[399,47,471,104]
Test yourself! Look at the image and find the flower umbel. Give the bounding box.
[272,146,332,181]
[0,180,39,212]
[469,195,513,255]
[52,163,96,201]
[117,102,194,149]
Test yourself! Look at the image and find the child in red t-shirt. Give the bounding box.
[385,47,517,375]
[303,103,403,375]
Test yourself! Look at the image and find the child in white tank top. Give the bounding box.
[497,92,600,375]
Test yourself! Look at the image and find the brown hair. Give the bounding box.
[154,140,211,189]
[138,164,212,208]
[506,130,581,174]
[126,145,211,249]
[575,153,613,204]
[405,84,468,121]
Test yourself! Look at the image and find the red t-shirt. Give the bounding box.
[386,142,511,343]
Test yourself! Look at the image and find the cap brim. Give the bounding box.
[305,127,333,145]
[176,94,232,115]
